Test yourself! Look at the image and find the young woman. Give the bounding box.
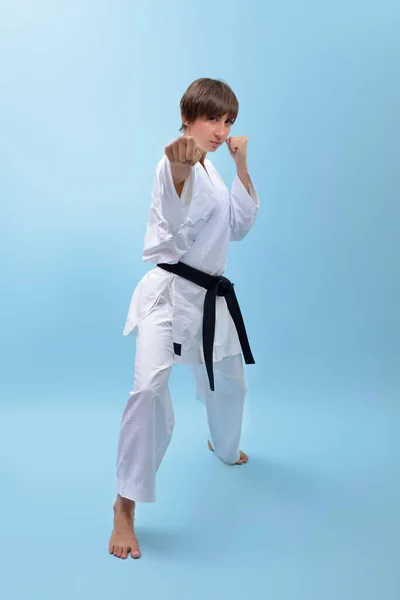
[109,78,260,559]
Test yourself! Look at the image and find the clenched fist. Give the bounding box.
[226,136,248,164]
[165,136,204,166]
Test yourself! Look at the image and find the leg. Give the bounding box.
[116,302,175,502]
[190,354,247,465]
[110,298,174,559]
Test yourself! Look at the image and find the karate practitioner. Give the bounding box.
[109,78,260,559]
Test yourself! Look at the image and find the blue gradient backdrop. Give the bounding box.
[0,1,399,599]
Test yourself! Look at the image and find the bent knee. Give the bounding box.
[133,368,170,399]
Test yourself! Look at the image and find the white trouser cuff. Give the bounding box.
[117,478,155,503]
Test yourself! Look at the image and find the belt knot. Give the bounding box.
[216,276,234,297]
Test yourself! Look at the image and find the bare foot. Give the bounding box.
[109,494,141,559]
[208,440,248,464]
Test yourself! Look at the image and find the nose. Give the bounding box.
[214,127,224,140]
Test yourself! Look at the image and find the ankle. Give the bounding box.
[114,494,135,515]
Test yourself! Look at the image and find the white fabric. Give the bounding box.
[117,296,247,503]
[122,155,260,364]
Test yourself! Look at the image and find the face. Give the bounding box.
[183,113,234,153]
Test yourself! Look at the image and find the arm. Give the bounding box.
[226,137,260,241]
[170,163,191,198]
[166,135,204,199]
[230,164,260,241]
[236,159,250,194]
[142,155,214,264]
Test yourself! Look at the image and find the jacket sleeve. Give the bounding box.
[143,156,215,264]
[229,173,260,241]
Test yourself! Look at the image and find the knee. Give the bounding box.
[225,377,247,399]
[133,368,169,399]
[166,413,175,437]
[236,378,247,399]
[127,373,174,432]
[122,381,162,422]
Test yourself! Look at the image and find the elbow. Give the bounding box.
[229,216,257,241]
[229,203,259,242]
[230,227,249,242]
[229,218,252,240]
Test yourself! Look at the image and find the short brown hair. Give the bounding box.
[179,78,239,132]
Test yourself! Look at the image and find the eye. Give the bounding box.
[208,116,234,125]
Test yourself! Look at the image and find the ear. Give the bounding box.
[181,118,192,136]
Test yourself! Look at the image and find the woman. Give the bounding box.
[109,77,260,559]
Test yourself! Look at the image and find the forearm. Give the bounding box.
[236,160,249,193]
[170,163,191,197]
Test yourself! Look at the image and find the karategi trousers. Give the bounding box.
[115,293,247,503]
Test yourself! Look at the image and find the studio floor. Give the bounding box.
[1,373,398,600]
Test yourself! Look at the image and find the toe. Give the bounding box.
[131,537,141,559]
[121,547,128,559]
[240,451,248,463]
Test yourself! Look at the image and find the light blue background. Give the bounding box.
[0,1,399,599]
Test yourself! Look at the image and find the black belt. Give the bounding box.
[157,262,255,391]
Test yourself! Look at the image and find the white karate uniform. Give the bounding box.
[117,155,260,502]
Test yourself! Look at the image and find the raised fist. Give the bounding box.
[226,136,248,164]
[165,136,203,166]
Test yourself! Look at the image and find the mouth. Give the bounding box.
[210,141,221,148]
